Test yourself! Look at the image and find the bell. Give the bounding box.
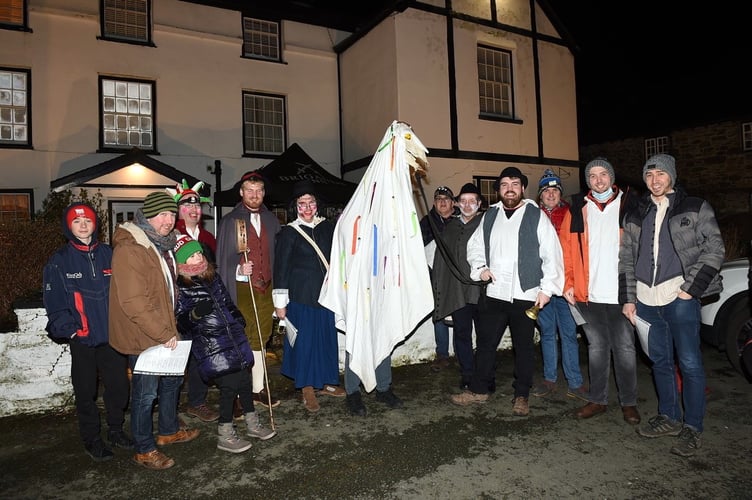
[525,304,540,321]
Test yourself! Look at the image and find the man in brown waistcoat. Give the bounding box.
[217,171,282,408]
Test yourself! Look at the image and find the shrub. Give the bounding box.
[0,189,107,332]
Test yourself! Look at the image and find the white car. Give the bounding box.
[700,257,751,373]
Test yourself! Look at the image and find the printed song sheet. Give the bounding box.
[133,340,192,376]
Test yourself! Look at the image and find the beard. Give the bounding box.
[500,191,523,209]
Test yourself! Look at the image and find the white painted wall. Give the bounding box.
[1,307,514,417]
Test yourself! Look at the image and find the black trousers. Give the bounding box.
[69,340,130,444]
[469,296,536,398]
[216,369,254,424]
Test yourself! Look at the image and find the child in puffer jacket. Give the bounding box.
[174,235,276,453]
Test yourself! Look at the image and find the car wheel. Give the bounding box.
[722,296,752,374]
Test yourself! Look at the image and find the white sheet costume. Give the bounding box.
[319,121,433,391]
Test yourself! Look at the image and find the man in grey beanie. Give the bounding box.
[560,156,641,426]
[620,153,724,457]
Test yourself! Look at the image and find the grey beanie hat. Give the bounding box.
[643,153,677,187]
[584,157,615,189]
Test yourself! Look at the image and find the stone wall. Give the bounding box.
[0,308,73,417]
[580,119,752,218]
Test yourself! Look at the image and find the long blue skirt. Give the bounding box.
[280,302,340,389]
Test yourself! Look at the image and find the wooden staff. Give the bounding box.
[235,218,275,430]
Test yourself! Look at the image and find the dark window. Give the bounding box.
[242,91,285,155]
[0,189,32,221]
[242,17,281,61]
[101,0,151,44]
[477,45,514,119]
[0,0,27,30]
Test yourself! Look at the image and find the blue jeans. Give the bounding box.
[128,355,183,454]
[434,319,450,359]
[344,353,392,394]
[536,296,584,389]
[577,302,637,406]
[637,297,705,431]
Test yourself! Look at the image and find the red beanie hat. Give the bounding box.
[66,204,97,230]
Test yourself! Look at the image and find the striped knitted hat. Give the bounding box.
[143,191,177,218]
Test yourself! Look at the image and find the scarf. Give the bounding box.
[135,210,177,252]
[177,259,209,278]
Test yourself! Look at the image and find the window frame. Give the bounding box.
[242,90,286,158]
[473,176,498,208]
[99,0,153,46]
[98,75,157,153]
[644,136,669,159]
[742,122,752,152]
[0,188,34,221]
[0,0,29,31]
[477,44,516,121]
[0,66,31,149]
[241,16,282,62]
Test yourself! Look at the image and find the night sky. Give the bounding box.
[546,1,748,146]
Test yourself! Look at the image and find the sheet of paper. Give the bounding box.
[568,303,586,326]
[284,318,298,347]
[634,315,651,355]
[133,340,192,376]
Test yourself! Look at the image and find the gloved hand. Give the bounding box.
[190,300,213,320]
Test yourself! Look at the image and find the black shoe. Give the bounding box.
[375,388,404,409]
[107,429,134,450]
[85,438,114,462]
[460,380,471,391]
[346,392,367,417]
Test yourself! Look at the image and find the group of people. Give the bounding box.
[427,155,724,458]
[42,152,724,466]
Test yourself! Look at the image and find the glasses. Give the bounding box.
[297,201,317,209]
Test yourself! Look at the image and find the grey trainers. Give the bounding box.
[244,411,277,441]
[637,414,683,438]
[670,426,702,457]
[217,423,252,454]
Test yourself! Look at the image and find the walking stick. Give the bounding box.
[236,219,276,430]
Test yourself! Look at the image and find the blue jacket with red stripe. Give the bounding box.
[43,204,113,347]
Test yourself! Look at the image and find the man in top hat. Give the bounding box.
[451,167,564,417]
[109,191,200,471]
[531,169,587,401]
[420,185,459,372]
[216,171,282,408]
[431,182,485,389]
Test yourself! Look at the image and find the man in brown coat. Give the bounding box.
[109,191,200,470]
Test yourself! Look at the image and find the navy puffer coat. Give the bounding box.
[175,273,254,382]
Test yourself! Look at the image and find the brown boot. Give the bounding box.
[575,402,608,419]
[302,386,320,412]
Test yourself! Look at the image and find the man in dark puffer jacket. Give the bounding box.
[620,153,725,458]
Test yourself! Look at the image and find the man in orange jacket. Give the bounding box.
[559,158,641,426]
